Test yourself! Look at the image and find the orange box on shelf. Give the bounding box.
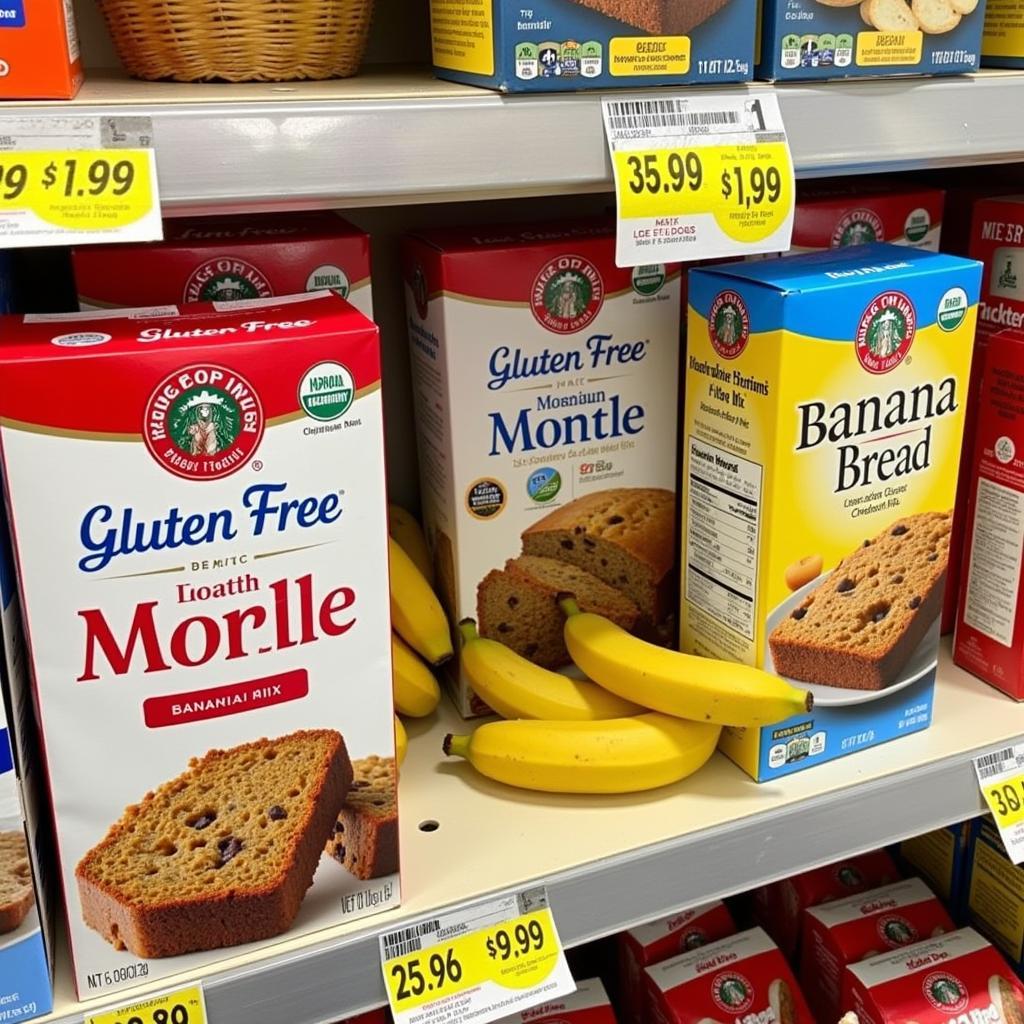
[0,0,82,99]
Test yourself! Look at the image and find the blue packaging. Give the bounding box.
[895,822,973,922]
[965,816,1024,975]
[757,0,985,80]
[428,0,755,91]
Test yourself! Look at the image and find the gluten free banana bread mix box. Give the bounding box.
[403,221,682,716]
[682,244,981,781]
[428,0,755,91]
[0,293,399,998]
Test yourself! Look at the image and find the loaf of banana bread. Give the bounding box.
[326,756,398,880]
[571,0,733,34]
[0,831,34,934]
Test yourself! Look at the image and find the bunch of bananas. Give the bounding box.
[445,598,813,795]
[388,504,452,767]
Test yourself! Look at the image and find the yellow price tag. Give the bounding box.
[613,142,794,245]
[983,774,1024,830]
[86,983,207,1024]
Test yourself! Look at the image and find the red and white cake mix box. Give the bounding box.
[646,927,814,1024]
[954,328,1024,698]
[72,211,373,317]
[618,901,736,1024]
[800,878,955,1023]
[842,928,1024,1024]
[0,294,398,998]
[753,850,902,959]
[498,978,616,1024]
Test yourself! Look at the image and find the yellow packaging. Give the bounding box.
[682,243,981,781]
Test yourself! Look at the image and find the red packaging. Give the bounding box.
[0,0,82,99]
[954,328,1024,697]
[72,211,373,317]
[842,927,1024,1024]
[800,878,955,1024]
[646,927,813,1024]
[341,1012,390,1024]
[618,902,736,1024]
[499,979,617,1024]
[753,849,902,959]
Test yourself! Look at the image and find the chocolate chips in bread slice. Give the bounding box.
[326,756,398,880]
[0,831,34,934]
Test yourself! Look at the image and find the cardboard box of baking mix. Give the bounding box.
[757,0,985,80]
[498,978,616,1024]
[683,244,981,781]
[982,0,1024,64]
[895,822,973,919]
[0,0,81,98]
[403,221,682,717]
[427,0,755,91]
[72,212,373,318]
[0,294,399,999]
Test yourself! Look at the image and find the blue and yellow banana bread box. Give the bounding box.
[682,244,982,781]
[427,0,755,90]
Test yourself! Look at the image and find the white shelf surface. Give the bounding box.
[36,643,1023,1024]
[10,67,1024,211]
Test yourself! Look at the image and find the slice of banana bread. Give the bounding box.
[76,730,351,958]
[325,756,398,880]
[768,512,951,691]
[521,488,676,622]
[0,830,34,934]
[571,0,733,33]
[478,554,640,668]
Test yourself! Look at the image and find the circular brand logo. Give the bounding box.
[938,286,969,332]
[679,928,708,952]
[632,264,667,297]
[835,864,864,888]
[50,331,111,348]
[527,467,561,503]
[305,264,350,298]
[923,972,969,1013]
[184,258,273,304]
[299,361,354,422]
[832,209,884,248]
[708,290,750,359]
[996,435,1016,465]
[905,207,932,245]
[411,264,430,321]
[466,478,506,520]
[712,973,754,1014]
[878,915,918,948]
[144,364,264,480]
[856,291,916,374]
[531,255,604,334]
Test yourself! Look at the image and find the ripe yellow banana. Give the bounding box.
[395,715,408,767]
[389,503,433,584]
[389,537,453,665]
[392,632,441,717]
[443,713,721,794]
[458,619,642,721]
[560,599,812,727]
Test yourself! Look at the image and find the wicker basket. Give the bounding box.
[97,0,375,82]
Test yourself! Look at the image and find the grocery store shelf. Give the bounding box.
[9,67,1024,211]
[37,643,1022,1024]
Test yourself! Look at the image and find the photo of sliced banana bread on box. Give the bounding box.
[768,511,951,691]
[0,830,35,934]
[570,0,733,34]
[325,756,398,881]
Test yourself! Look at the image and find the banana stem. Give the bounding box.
[458,618,479,646]
[443,733,471,759]
[558,594,582,618]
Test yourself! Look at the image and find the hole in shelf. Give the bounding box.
[418,819,440,833]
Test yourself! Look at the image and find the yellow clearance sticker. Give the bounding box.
[430,0,495,74]
[613,141,793,245]
[86,984,207,1024]
[984,774,1024,831]
[983,0,1024,55]
[610,35,690,75]
[855,30,923,65]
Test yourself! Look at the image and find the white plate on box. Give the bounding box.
[763,572,940,708]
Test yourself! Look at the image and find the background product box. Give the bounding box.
[617,901,736,1024]
[0,0,81,98]
[982,0,1024,65]
[73,212,373,317]
[498,978,617,1024]
[964,817,1024,972]
[645,927,813,1024]
[757,0,984,80]
[753,850,901,959]
[895,823,973,920]
[683,245,981,781]
[0,296,398,998]
[403,221,682,717]
[954,329,1024,697]
[800,878,954,1022]
[428,0,755,91]
[843,927,1024,1022]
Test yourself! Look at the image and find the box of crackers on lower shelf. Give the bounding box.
[682,244,982,781]
[427,0,755,91]
[0,293,399,999]
[757,0,985,80]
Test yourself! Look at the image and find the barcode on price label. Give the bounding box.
[382,919,443,958]
[976,746,1024,780]
[605,100,741,134]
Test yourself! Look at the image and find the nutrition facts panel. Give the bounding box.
[685,436,762,640]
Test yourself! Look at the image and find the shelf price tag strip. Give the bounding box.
[601,94,795,268]
[85,982,207,1024]
[0,115,162,248]
[380,886,575,1024]
[974,744,1024,863]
